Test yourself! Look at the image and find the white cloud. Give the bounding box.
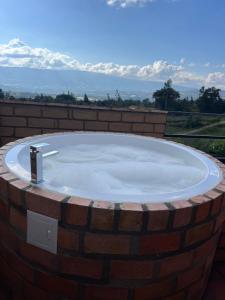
[205,72,225,89]
[0,38,81,70]
[106,0,155,8]
[1,38,225,88]
[106,0,179,7]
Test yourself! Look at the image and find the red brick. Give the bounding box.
[110,260,154,280]
[25,187,66,219]
[28,118,55,128]
[9,180,30,207]
[0,173,17,199]
[0,218,20,252]
[132,123,154,133]
[119,203,143,231]
[58,227,79,251]
[42,129,63,134]
[24,282,58,300]
[1,243,34,283]
[214,210,225,233]
[177,264,204,290]
[43,107,68,118]
[146,203,169,231]
[15,106,41,117]
[185,222,214,246]
[218,233,225,248]
[139,232,181,255]
[186,277,206,300]
[211,195,223,216]
[91,201,115,231]
[122,112,145,123]
[1,137,16,145]
[154,124,166,133]
[134,278,175,300]
[172,200,193,228]
[73,109,97,120]
[205,189,223,201]
[160,251,193,277]
[35,270,78,299]
[19,241,58,272]
[60,255,103,279]
[0,198,9,219]
[215,184,225,195]
[1,117,26,127]
[0,105,13,115]
[215,248,225,261]
[85,121,108,131]
[98,111,121,121]
[145,132,163,138]
[84,285,129,300]
[0,127,14,137]
[193,235,217,264]
[15,127,42,138]
[84,232,130,255]
[0,166,8,175]
[164,292,186,300]
[191,195,211,223]
[109,122,131,132]
[196,202,211,223]
[59,119,83,130]
[145,113,167,124]
[64,196,91,226]
[0,255,23,294]
[10,207,27,234]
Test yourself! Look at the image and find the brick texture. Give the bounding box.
[0,101,224,300]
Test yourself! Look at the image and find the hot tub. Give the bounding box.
[0,132,225,300]
[4,132,222,203]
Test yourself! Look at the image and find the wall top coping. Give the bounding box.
[0,99,167,114]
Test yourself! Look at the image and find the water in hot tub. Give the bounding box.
[43,144,205,196]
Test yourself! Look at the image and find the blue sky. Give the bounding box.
[1,0,225,88]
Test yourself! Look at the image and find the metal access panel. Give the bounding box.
[27,210,58,254]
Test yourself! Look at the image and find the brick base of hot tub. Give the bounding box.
[0,137,225,300]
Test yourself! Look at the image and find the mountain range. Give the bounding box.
[0,66,200,100]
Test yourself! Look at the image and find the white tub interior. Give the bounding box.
[4,133,222,203]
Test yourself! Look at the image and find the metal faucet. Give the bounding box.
[30,143,58,184]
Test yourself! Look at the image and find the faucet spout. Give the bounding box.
[30,143,58,184]
[30,146,44,184]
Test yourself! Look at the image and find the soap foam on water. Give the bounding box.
[43,144,206,197]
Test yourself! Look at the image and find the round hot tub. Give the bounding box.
[0,132,225,300]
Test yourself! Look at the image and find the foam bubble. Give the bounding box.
[43,144,206,198]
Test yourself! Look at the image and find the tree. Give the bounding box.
[0,89,5,99]
[84,93,89,103]
[196,86,225,113]
[115,90,123,102]
[153,80,180,110]
[55,92,76,104]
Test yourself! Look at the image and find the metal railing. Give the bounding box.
[164,111,225,163]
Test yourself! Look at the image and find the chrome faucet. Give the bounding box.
[30,143,58,184]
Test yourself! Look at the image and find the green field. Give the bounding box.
[166,112,225,157]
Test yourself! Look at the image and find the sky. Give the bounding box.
[0,0,225,88]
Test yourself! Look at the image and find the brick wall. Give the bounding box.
[0,100,167,146]
[0,137,225,299]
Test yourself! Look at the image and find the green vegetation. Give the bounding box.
[1,80,225,113]
[1,81,225,157]
[166,112,225,157]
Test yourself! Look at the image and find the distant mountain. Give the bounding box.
[0,66,198,100]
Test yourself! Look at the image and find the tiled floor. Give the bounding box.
[204,263,225,299]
